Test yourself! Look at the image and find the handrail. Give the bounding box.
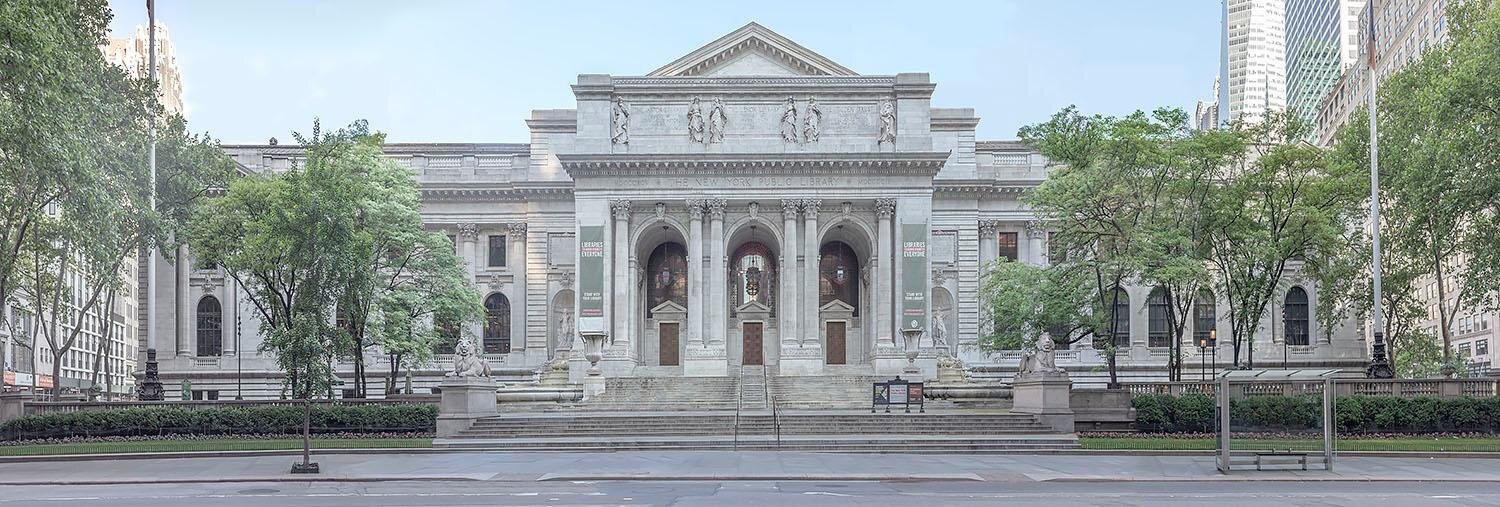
[733,367,743,451]
[765,366,780,449]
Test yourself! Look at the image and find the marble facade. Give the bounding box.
[142,23,1368,398]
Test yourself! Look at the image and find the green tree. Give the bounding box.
[978,259,1098,353]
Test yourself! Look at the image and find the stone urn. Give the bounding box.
[901,328,923,374]
[580,330,607,376]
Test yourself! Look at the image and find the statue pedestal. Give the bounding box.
[684,346,728,377]
[873,344,907,375]
[582,375,606,400]
[1011,372,1074,433]
[436,376,497,438]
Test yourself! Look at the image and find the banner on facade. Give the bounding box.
[578,225,606,329]
[901,223,928,331]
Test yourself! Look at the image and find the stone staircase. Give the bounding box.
[738,365,768,410]
[550,376,739,411]
[437,411,1077,452]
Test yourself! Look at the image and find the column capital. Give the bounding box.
[780,199,801,219]
[686,199,706,220]
[609,199,632,219]
[457,222,479,241]
[706,199,727,220]
[506,222,528,236]
[978,219,1002,238]
[874,198,897,219]
[800,199,822,219]
[1025,219,1045,239]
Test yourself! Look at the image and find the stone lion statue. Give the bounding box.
[1016,335,1065,377]
[449,338,492,378]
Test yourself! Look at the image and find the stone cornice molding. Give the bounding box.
[420,186,573,202]
[615,76,894,87]
[558,151,950,178]
[647,22,859,77]
[933,179,1039,195]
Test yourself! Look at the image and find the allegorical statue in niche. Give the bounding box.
[779,97,798,143]
[878,100,897,144]
[686,97,706,144]
[555,308,574,351]
[449,338,493,378]
[611,97,629,145]
[1016,335,1065,377]
[931,309,949,351]
[802,97,823,143]
[708,97,728,143]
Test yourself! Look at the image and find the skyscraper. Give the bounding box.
[1315,0,1455,145]
[1219,0,1287,125]
[1194,76,1221,131]
[1285,0,1366,132]
[101,23,185,118]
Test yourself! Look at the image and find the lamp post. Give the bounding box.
[1198,329,1217,382]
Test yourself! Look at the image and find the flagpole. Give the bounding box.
[1366,10,1393,379]
[140,0,167,399]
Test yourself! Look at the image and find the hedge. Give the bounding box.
[0,404,437,441]
[1132,394,1500,434]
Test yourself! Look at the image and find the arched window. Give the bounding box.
[645,242,688,318]
[196,296,222,357]
[1110,289,1130,348]
[732,242,776,315]
[1284,287,1310,346]
[1147,287,1171,348]
[483,293,511,354]
[1194,289,1217,346]
[818,242,860,315]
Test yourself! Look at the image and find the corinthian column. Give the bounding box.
[686,200,705,347]
[779,200,800,350]
[706,199,727,349]
[176,243,190,357]
[507,222,529,351]
[802,199,821,347]
[874,199,897,348]
[978,220,1000,268]
[609,200,631,356]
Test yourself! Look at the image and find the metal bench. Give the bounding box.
[1252,450,1309,471]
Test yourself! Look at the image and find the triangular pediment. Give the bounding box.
[736,299,772,314]
[648,22,858,77]
[651,300,687,315]
[819,300,856,313]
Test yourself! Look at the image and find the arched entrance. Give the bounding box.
[633,219,690,368]
[725,216,782,367]
[818,217,875,366]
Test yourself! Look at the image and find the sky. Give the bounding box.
[106,1,1221,144]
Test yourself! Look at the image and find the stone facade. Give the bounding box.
[141,23,1368,398]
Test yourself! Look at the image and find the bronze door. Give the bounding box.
[825,321,846,365]
[659,323,680,366]
[743,322,763,365]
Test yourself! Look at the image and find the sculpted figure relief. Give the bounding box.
[686,97,706,143]
[449,338,493,378]
[779,97,798,143]
[802,97,822,143]
[707,98,728,143]
[611,97,629,145]
[1016,335,1065,377]
[931,308,949,350]
[878,100,897,144]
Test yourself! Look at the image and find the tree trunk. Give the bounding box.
[1434,255,1453,376]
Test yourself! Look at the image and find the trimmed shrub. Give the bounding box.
[1133,394,1500,434]
[0,404,437,441]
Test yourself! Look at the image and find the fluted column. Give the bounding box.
[609,200,631,355]
[978,220,1000,268]
[1026,220,1047,266]
[219,267,233,355]
[686,200,705,347]
[875,199,897,348]
[175,243,190,357]
[707,199,727,349]
[802,199,821,346]
[779,200,800,349]
[457,223,480,343]
[507,222,529,351]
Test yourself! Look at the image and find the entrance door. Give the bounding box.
[742,322,763,365]
[659,322,680,366]
[825,321,846,365]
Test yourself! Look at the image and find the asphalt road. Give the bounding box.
[5,480,1498,506]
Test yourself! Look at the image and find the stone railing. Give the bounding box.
[13,397,434,419]
[1120,378,1500,399]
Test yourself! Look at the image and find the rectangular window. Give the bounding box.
[447,234,457,253]
[1478,340,1490,357]
[488,235,506,268]
[997,232,1018,262]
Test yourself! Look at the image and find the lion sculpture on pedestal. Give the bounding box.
[449,338,493,378]
[1016,335,1065,377]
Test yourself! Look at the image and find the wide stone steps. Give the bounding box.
[435,435,1079,452]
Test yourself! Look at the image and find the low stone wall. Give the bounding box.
[1070,389,1136,432]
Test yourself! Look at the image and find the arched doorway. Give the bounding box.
[645,242,687,366]
[725,217,782,367]
[819,241,860,364]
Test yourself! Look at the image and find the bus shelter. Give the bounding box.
[1215,369,1340,474]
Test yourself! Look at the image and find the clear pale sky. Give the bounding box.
[106,1,1220,144]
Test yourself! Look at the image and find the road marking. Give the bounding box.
[803,491,854,497]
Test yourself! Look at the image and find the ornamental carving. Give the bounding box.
[801,199,821,219]
[802,98,823,143]
[558,270,575,288]
[609,200,632,218]
[611,97,629,145]
[654,202,667,220]
[779,97,798,143]
[874,198,897,218]
[978,219,1002,238]
[748,202,760,218]
[456,222,479,241]
[707,98,728,143]
[878,100,897,144]
[686,98,706,144]
[706,199,727,220]
[780,199,801,219]
[686,199,706,220]
[1025,220,1045,239]
[506,222,528,236]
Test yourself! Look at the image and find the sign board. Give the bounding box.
[578,225,606,328]
[871,377,925,413]
[901,223,929,331]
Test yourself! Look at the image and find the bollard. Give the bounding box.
[290,399,320,474]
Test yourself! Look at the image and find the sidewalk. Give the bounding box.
[3,451,1500,484]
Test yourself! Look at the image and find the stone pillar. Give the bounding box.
[802,199,821,347]
[219,267,234,355]
[175,243,190,357]
[779,200,800,352]
[873,199,903,373]
[507,222,528,353]
[706,199,727,351]
[457,223,480,342]
[1026,220,1047,267]
[978,220,999,268]
[609,200,631,360]
[686,200,705,347]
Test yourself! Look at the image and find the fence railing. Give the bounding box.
[1120,378,1500,399]
[18,397,434,418]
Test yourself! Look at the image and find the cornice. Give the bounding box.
[557,151,951,178]
[421,184,574,202]
[933,178,1040,195]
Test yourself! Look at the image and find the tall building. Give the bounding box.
[101,23,185,118]
[1219,0,1288,125]
[1315,0,1454,145]
[1285,0,1367,132]
[143,23,1368,399]
[1195,77,1221,131]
